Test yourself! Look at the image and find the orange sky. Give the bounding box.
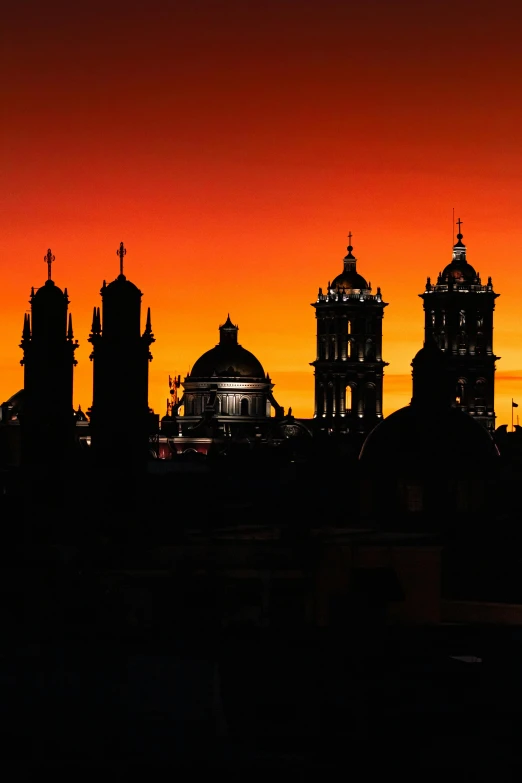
[1,0,522,427]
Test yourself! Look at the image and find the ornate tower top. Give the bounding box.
[44,248,55,281]
[219,314,239,345]
[117,241,127,278]
[343,231,356,270]
[452,217,467,262]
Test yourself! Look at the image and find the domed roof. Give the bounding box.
[191,345,265,378]
[440,231,477,283]
[331,270,368,293]
[411,338,449,369]
[103,274,141,297]
[441,261,477,283]
[329,239,369,293]
[360,404,498,474]
[32,279,67,301]
[190,317,265,379]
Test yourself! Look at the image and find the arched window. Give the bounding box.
[347,321,352,335]
[347,340,353,359]
[456,378,467,406]
[319,337,326,360]
[240,398,249,416]
[476,332,485,354]
[365,339,374,359]
[326,381,334,417]
[363,383,376,415]
[345,385,353,413]
[475,378,486,411]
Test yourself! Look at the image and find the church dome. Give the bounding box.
[103,274,142,297]
[191,345,265,378]
[360,404,498,474]
[329,238,369,293]
[331,269,368,293]
[190,317,265,379]
[441,261,477,283]
[32,279,67,301]
[440,231,477,283]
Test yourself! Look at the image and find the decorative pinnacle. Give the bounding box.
[456,217,464,242]
[117,241,127,276]
[346,231,354,257]
[44,248,55,281]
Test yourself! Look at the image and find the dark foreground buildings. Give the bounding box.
[1,229,522,771]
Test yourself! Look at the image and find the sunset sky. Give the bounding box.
[2,0,522,426]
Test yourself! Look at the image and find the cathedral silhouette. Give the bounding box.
[4,225,522,770]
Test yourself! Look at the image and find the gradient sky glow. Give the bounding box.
[2,0,522,425]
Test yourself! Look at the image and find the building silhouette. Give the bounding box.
[19,249,78,474]
[359,337,499,528]
[311,235,388,437]
[88,242,155,479]
[159,317,294,457]
[420,221,499,432]
[182,316,281,420]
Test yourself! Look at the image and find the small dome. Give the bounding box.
[329,238,369,293]
[441,231,477,283]
[190,318,265,379]
[441,261,477,283]
[331,270,368,293]
[103,274,141,297]
[191,344,265,378]
[33,279,66,301]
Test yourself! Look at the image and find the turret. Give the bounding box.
[19,248,78,473]
[88,242,154,481]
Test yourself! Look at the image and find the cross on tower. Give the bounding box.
[44,248,55,281]
[348,231,353,245]
[456,217,463,234]
[117,241,127,276]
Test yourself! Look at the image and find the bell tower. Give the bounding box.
[311,235,388,436]
[20,249,78,468]
[420,220,499,433]
[88,242,155,475]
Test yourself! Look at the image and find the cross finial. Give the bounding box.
[116,241,127,276]
[456,217,463,234]
[348,231,352,246]
[44,248,55,281]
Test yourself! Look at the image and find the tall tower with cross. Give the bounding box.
[88,242,155,479]
[419,219,499,433]
[311,234,388,439]
[20,248,79,471]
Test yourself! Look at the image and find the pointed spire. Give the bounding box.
[219,315,238,344]
[22,313,31,339]
[91,306,97,331]
[345,231,355,259]
[145,307,152,333]
[67,313,74,340]
[116,241,127,277]
[452,217,467,262]
[44,248,55,281]
[343,232,357,272]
